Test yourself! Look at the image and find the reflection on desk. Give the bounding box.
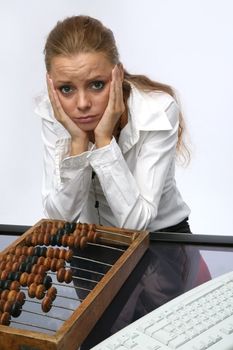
[81,241,211,349]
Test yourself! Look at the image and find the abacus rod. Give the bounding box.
[72,255,113,267]
[26,299,77,312]
[56,293,84,302]
[11,319,56,332]
[49,271,99,283]
[52,281,93,292]
[70,265,105,276]
[95,228,131,238]
[22,308,66,321]
[87,242,125,252]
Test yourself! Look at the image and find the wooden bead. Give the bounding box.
[19,272,29,287]
[1,290,9,300]
[28,283,37,298]
[7,290,18,302]
[44,257,52,270]
[34,274,43,285]
[46,247,54,259]
[56,259,65,270]
[35,284,46,300]
[64,269,72,284]
[37,256,45,265]
[65,250,73,262]
[15,246,23,256]
[50,258,58,272]
[0,300,5,312]
[11,301,22,318]
[37,265,47,276]
[27,246,35,256]
[47,286,57,301]
[59,248,67,260]
[9,281,20,292]
[12,262,20,272]
[67,235,75,248]
[27,273,36,287]
[37,233,45,245]
[0,270,9,281]
[22,246,29,256]
[0,311,11,326]
[41,296,52,313]
[80,236,88,250]
[57,268,65,283]
[3,300,13,313]
[61,234,69,247]
[74,236,81,248]
[16,291,26,305]
[44,233,51,246]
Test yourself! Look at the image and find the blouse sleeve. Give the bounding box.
[87,101,179,230]
[41,117,92,222]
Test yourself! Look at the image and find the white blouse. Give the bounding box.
[35,84,190,231]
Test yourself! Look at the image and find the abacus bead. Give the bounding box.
[28,283,37,298]
[20,272,29,287]
[50,235,57,246]
[74,236,81,248]
[42,296,52,313]
[0,261,6,270]
[5,261,13,271]
[87,230,95,242]
[0,300,4,312]
[8,271,16,280]
[47,247,54,259]
[37,265,47,276]
[44,233,51,246]
[43,276,52,290]
[64,269,72,284]
[57,268,65,283]
[35,284,46,300]
[0,312,11,326]
[27,273,37,286]
[47,286,57,301]
[16,291,26,305]
[56,259,65,270]
[25,263,33,274]
[44,257,52,270]
[31,256,38,265]
[55,233,63,246]
[89,224,96,231]
[30,234,38,246]
[10,281,20,292]
[15,246,22,256]
[64,222,72,233]
[19,262,27,272]
[50,258,58,272]
[59,249,67,260]
[11,301,22,317]
[80,236,88,250]
[37,233,44,245]
[25,235,32,246]
[34,246,41,257]
[27,246,35,256]
[7,290,18,302]
[22,246,29,256]
[65,250,73,262]
[54,248,60,259]
[73,228,81,236]
[12,262,20,273]
[1,270,9,280]
[37,256,45,265]
[31,265,39,274]
[3,280,12,290]
[3,300,13,313]
[34,274,43,285]
[41,247,48,257]
[57,228,65,236]
[61,234,69,247]
[67,235,75,248]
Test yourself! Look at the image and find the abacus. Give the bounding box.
[0,219,149,350]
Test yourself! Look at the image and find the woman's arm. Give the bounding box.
[41,118,92,222]
[88,101,179,230]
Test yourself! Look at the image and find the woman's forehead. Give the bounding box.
[50,52,113,81]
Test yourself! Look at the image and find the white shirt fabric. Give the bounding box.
[35,83,190,231]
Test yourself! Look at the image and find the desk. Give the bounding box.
[1,226,233,349]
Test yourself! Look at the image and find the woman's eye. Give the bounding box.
[59,85,73,94]
[91,81,105,90]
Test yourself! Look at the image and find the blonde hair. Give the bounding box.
[44,15,190,163]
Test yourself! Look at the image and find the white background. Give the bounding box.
[0,0,232,235]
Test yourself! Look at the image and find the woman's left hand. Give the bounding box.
[94,65,125,148]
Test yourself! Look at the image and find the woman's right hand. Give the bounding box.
[46,74,89,155]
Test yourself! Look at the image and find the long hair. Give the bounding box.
[44,15,190,163]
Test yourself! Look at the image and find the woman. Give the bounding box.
[36,15,191,232]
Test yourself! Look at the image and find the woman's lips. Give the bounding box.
[73,115,98,124]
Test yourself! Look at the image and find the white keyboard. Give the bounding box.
[90,271,233,350]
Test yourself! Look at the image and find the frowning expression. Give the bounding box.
[50,52,114,131]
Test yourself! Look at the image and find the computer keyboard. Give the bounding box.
[90,270,233,350]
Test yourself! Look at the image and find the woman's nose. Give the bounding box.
[76,91,91,111]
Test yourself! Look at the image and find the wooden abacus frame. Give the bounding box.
[0,219,149,350]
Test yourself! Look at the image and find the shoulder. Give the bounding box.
[128,83,179,131]
[34,92,56,123]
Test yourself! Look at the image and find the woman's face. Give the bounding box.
[49,52,115,131]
